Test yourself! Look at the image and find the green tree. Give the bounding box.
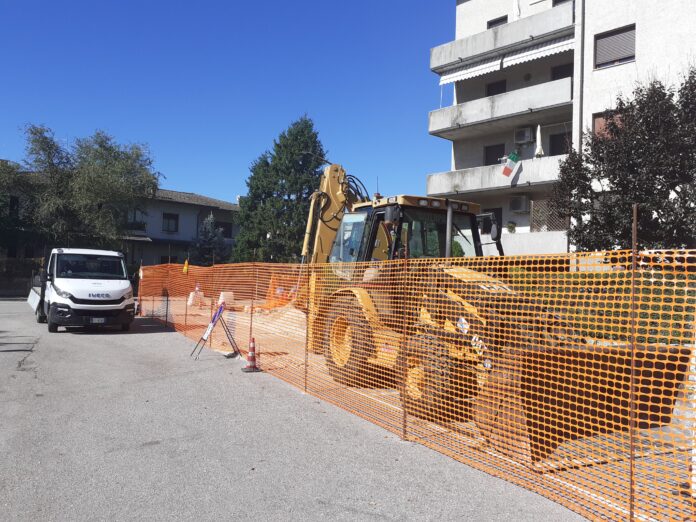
[232,116,326,262]
[3,125,159,249]
[190,212,228,266]
[0,160,38,251]
[552,70,696,251]
[71,131,159,244]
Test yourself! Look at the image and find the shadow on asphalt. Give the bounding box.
[59,317,176,336]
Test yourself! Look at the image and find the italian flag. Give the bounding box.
[502,151,519,177]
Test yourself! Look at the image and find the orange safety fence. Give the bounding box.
[139,249,696,520]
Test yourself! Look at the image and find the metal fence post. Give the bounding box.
[304,264,310,394]
[400,258,409,441]
[629,203,638,521]
[164,265,170,328]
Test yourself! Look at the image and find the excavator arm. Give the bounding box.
[301,164,368,264]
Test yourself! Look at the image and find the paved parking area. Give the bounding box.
[0,299,584,521]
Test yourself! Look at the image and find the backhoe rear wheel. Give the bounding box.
[324,296,374,386]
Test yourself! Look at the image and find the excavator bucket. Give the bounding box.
[474,343,690,469]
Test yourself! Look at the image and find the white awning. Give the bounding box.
[502,36,574,68]
[439,58,502,86]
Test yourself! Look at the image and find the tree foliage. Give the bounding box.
[0,160,37,248]
[232,116,326,262]
[0,125,159,251]
[190,212,228,266]
[553,70,696,251]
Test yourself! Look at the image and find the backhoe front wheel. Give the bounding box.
[324,296,374,386]
[398,334,474,423]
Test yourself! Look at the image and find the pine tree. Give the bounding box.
[552,69,696,250]
[190,212,228,266]
[232,116,326,262]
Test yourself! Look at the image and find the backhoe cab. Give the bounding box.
[301,164,499,265]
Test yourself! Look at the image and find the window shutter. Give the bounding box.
[596,26,635,67]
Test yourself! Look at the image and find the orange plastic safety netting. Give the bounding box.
[139,249,696,520]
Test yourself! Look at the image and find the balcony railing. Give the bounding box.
[431,1,574,73]
[126,221,147,232]
[426,155,568,196]
[429,77,573,140]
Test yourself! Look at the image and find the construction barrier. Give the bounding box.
[139,249,696,520]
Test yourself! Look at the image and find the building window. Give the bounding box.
[162,213,179,233]
[486,79,507,97]
[484,144,506,166]
[127,209,146,231]
[215,221,233,239]
[549,132,572,155]
[595,25,636,69]
[531,199,569,232]
[552,0,572,6]
[487,16,508,29]
[551,63,574,81]
[480,208,503,235]
[592,113,606,135]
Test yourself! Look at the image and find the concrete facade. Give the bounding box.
[428,0,696,254]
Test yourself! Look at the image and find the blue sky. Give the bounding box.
[0,1,455,202]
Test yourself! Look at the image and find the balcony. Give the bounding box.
[126,221,146,232]
[426,155,567,196]
[431,2,574,73]
[429,77,573,140]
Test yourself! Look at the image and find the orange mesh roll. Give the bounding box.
[140,250,696,520]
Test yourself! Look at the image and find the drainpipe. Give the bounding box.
[576,0,586,150]
[445,200,453,258]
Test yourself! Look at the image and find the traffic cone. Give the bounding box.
[241,337,261,373]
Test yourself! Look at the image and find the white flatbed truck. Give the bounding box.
[28,248,136,332]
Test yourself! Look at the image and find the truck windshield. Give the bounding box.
[56,254,127,280]
[402,209,477,258]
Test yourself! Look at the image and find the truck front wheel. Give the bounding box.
[47,321,58,333]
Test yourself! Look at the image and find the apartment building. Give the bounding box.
[427,0,696,254]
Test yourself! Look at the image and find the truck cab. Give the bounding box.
[37,248,136,332]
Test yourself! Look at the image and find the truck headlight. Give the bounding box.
[53,284,74,300]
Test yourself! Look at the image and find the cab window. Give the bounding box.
[369,214,394,261]
[402,209,477,259]
[330,213,368,263]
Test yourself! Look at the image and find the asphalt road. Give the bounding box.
[0,299,584,521]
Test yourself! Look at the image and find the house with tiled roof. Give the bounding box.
[125,188,239,266]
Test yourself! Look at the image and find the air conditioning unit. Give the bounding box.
[514,127,534,144]
[509,195,530,213]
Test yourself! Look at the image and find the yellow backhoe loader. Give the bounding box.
[298,164,688,470]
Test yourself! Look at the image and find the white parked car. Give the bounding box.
[28,248,136,332]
